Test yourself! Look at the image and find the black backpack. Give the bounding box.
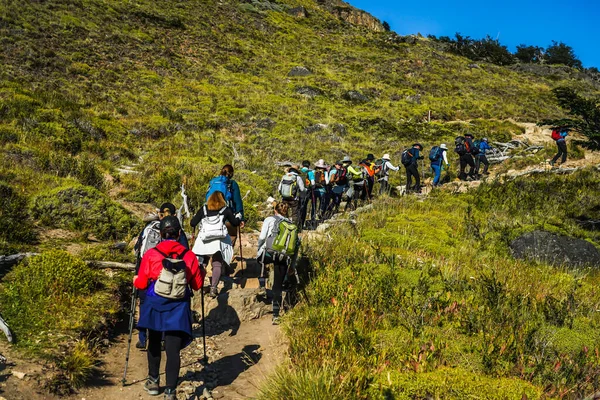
[401,149,413,166]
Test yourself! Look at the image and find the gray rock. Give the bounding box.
[304,123,328,134]
[467,63,480,69]
[343,90,369,103]
[332,123,347,135]
[510,230,600,268]
[289,6,307,18]
[296,86,323,98]
[288,66,312,77]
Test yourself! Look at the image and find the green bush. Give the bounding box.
[31,185,139,240]
[0,181,37,249]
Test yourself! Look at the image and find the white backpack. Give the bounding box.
[138,220,161,257]
[199,206,228,242]
[279,173,299,200]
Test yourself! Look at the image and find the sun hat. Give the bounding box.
[440,143,447,149]
[342,156,352,164]
[382,154,391,160]
[315,159,328,169]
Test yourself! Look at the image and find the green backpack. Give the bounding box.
[267,217,299,257]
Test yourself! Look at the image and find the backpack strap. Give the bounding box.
[177,249,188,260]
[154,247,187,259]
[218,206,227,215]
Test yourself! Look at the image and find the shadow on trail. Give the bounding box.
[204,292,241,337]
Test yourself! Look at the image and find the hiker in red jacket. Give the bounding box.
[134,216,204,400]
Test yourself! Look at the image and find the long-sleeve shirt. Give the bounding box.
[347,165,363,181]
[257,215,283,257]
[229,180,244,221]
[409,148,421,166]
[478,141,492,156]
[557,131,568,142]
[381,161,399,181]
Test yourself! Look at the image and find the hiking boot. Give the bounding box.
[209,287,218,298]
[257,286,267,296]
[135,340,146,350]
[163,388,177,400]
[144,376,160,396]
[272,316,280,325]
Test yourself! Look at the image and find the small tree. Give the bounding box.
[515,44,544,64]
[545,41,582,69]
[382,21,390,32]
[543,87,600,148]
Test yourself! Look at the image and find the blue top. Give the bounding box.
[478,141,491,155]
[557,130,568,142]
[410,148,420,165]
[230,179,244,221]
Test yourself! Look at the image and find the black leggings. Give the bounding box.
[459,154,475,179]
[405,164,420,192]
[552,140,567,164]
[147,330,185,390]
[475,155,489,174]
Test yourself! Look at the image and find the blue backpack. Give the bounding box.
[205,175,233,205]
[429,146,442,162]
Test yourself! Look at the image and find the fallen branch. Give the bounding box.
[85,260,135,271]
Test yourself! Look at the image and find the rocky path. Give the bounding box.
[0,231,288,400]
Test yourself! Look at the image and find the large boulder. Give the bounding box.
[510,230,600,268]
[343,90,369,103]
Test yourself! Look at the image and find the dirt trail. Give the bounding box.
[0,231,287,400]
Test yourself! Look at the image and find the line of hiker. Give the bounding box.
[130,164,301,400]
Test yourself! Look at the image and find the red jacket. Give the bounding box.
[134,240,204,291]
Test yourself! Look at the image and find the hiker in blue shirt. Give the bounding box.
[550,129,569,166]
[475,138,492,175]
[430,144,449,187]
[404,143,423,194]
[299,160,315,230]
[206,165,245,246]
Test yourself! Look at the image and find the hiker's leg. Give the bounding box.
[210,251,223,288]
[481,155,489,173]
[164,331,184,391]
[474,156,480,175]
[138,289,147,345]
[459,156,467,180]
[467,155,475,176]
[147,329,162,379]
[380,179,387,194]
[432,164,441,186]
[405,167,412,192]
[272,259,287,318]
[411,165,421,192]
[559,141,567,163]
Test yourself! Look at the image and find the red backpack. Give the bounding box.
[551,129,561,141]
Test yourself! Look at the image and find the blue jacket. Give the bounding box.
[410,148,421,166]
[478,141,491,155]
[230,179,244,221]
[557,130,568,142]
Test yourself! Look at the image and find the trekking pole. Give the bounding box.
[122,286,137,386]
[238,226,244,275]
[200,282,208,364]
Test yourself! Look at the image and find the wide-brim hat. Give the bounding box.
[366,153,375,161]
[315,159,328,169]
[440,143,447,149]
[342,155,352,163]
[464,133,474,138]
[382,154,391,160]
[335,160,343,166]
[413,143,423,149]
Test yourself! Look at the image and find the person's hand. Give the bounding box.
[133,275,138,284]
[240,221,245,229]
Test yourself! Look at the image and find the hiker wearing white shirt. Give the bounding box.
[379,153,399,195]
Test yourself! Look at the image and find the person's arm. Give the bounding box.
[561,130,568,138]
[178,229,190,249]
[324,170,330,185]
[257,217,273,252]
[190,207,205,228]
[223,208,241,226]
[231,180,244,220]
[134,252,151,290]
[297,175,305,192]
[186,252,205,291]
[442,150,449,165]
[413,149,421,161]
[386,161,399,171]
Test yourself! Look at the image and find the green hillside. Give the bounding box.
[1,0,599,249]
[1,0,600,396]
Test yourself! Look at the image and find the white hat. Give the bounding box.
[440,143,447,149]
[382,154,391,160]
[315,159,328,169]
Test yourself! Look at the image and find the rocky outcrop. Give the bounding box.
[296,86,324,98]
[288,6,307,18]
[287,66,312,77]
[510,230,600,268]
[333,5,384,32]
[343,90,369,103]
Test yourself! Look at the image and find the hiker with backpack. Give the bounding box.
[134,216,204,400]
[205,165,245,247]
[429,144,449,187]
[133,202,189,349]
[328,160,348,214]
[257,202,299,325]
[474,138,491,175]
[455,135,476,181]
[313,159,330,220]
[278,165,306,226]
[550,128,569,166]
[402,143,424,194]
[300,160,317,230]
[343,156,365,211]
[360,154,378,200]
[191,191,242,298]
[378,153,399,195]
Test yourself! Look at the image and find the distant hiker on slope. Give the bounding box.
[455,135,475,181]
[133,202,189,349]
[429,144,449,187]
[300,160,316,230]
[474,138,491,175]
[313,159,330,220]
[134,216,204,400]
[191,191,242,298]
[278,165,306,226]
[257,202,299,324]
[360,153,378,200]
[328,160,348,214]
[378,153,399,195]
[402,143,424,194]
[205,164,245,246]
[344,156,365,211]
[550,128,569,167]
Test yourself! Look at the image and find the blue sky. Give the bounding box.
[347,0,599,68]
